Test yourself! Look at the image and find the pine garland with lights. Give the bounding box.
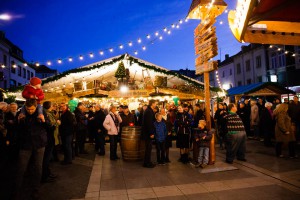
[8,54,221,92]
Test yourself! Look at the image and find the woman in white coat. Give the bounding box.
[103,105,122,160]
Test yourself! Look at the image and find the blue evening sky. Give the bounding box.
[0,0,244,72]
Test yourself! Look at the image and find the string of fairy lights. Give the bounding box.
[1,0,300,92]
[1,18,191,69]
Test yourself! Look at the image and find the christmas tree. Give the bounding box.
[115,61,126,79]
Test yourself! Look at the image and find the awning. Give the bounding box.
[227,82,295,96]
[228,0,300,45]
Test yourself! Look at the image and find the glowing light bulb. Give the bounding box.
[176,25,180,28]
[285,51,288,54]
[137,38,142,43]
[179,20,183,24]
[142,46,146,50]
[128,42,133,46]
[79,55,83,60]
[171,24,175,28]
[220,21,223,25]
[167,30,171,34]
[292,53,296,57]
[0,13,12,21]
[269,45,273,48]
[68,57,73,62]
[159,36,163,40]
[1,64,5,68]
[109,48,113,52]
[225,9,228,13]
[24,63,27,67]
[47,61,52,66]
[163,28,167,32]
[134,51,138,55]
[58,59,62,64]
[119,45,123,49]
[147,34,151,39]
[100,51,104,55]
[89,53,94,58]
[185,19,188,22]
[35,63,40,67]
[278,48,281,51]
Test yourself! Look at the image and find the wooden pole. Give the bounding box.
[204,70,215,165]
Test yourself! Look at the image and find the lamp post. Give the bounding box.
[187,0,227,164]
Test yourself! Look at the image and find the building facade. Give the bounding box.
[34,65,59,79]
[207,44,300,91]
[0,32,36,89]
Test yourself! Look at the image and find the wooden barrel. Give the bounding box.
[121,126,145,161]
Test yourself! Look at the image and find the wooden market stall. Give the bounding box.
[227,82,295,103]
[41,54,219,106]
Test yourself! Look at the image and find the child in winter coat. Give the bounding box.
[154,112,167,165]
[194,120,213,168]
[21,77,45,121]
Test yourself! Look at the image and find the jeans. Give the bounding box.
[252,125,260,138]
[276,141,296,157]
[12,147,45,199]
[109,135,118,159]
[143,139,153,165]
[95,131,105,154]
[226,131,247,162]
[62,135,73,163]
[198,147,209,165]
[75,129,87,153]
[156,141,166,163]
[42,143,54,180]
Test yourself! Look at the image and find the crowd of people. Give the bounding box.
[0,87,299,199]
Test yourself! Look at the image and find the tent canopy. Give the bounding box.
[227,82,295,96]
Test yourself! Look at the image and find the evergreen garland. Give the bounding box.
[8,54,221,92]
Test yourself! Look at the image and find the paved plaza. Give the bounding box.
[78,140,300,200]
[1,140,300,200]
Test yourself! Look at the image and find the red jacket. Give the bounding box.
[22,84,44,104]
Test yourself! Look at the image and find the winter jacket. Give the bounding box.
[22,84,44,104]
[174,112,192,135]
[59,110,76,136]
[154,121,167,142]
[275,111,295,143]
[250,104,259,126]
[141,106,156,140]
[18,109,51,150]
[103,112,122,135]
[194,128,213,148]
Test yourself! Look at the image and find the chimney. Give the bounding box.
[225,54,229,60]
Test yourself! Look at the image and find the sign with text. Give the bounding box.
[194,27,216,44]
[194,18,216,36]
[195,48,218,66]
[196,61,218,75]
[195,37,217,55]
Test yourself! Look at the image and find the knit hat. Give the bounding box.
[30,77,42,86]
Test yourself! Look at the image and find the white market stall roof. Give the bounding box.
[42,54,207,90]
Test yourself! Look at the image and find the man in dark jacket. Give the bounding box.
[288,96,300,142]
[74,103,88,154]
[142,99,157,168]
[120,105,135,132]
[94,104,106,156]
[59,102,76,165]
[12,99,51,200]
